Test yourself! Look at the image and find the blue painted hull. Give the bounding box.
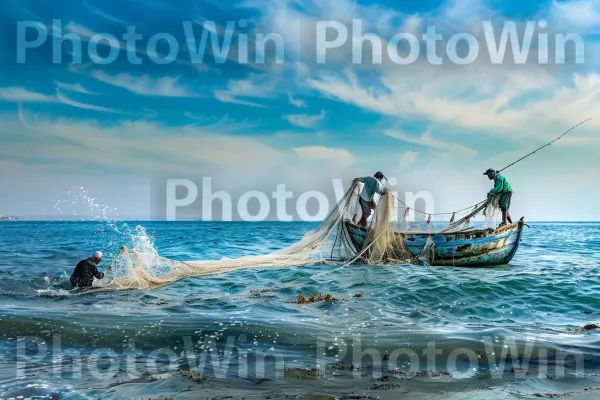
[344,219,526,267]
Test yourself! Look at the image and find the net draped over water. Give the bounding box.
[106,181,501,290]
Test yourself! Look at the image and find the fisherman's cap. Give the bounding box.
[483,168,496,175]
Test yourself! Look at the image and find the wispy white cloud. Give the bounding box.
[214,92,266,108]
[83,0,127,25]
[398,151,418,169]
[548,0,600,33]
[128,0,175,11]
[0,87,56,103]
[283,110,326,128]
[56,90,120,113]
[213,74,275,107]
[249,0,598,145]
[65,22,97,40]
[288,92,307,108]
[183,113,256,131]
[4,110,286,174]
[65,21,125,51]
[18,6,41,20]
[54,81,95,95]
[90,71,196,97]
[384,129,477,157]
[0,86,121,113]
[293,146,354,167]
[308,66,600,143]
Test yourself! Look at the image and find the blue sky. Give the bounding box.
[1,0,599,220]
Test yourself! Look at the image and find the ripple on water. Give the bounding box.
[0,222,599,398]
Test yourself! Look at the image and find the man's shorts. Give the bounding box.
[499,191,512,211]
[359,197,371,218]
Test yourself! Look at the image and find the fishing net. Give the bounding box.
[359,190,412,264]
[106,181,361,290]
[104,181,501,290]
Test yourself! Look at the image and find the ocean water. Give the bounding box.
[0,221,599,399]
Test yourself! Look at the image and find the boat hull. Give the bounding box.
[344,219,525,267]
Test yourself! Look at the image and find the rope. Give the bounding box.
[107,246,126,270]
[392,193,486,217]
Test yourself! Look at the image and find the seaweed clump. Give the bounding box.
[330,362,360,371]
[179,369,205,383]
[297,293,337,304]
[284,367,325,379]
[568,323,599,332]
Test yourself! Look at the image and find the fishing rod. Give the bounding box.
[497,118,592,173]
[381,118,591,217]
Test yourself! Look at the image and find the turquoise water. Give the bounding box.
[0,221,599,399]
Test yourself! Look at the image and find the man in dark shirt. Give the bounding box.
[353,172,387,227]
[70,251,112,288]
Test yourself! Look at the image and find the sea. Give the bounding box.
[0,221,599,399]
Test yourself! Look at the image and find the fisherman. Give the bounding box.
[353,172,387,227]
[484,168,513,227]
[70,251,112,288]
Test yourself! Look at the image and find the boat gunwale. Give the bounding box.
[344,220,522,237]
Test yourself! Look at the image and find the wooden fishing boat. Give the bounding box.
[344,217,527,267]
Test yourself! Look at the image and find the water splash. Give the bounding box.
[37,188,162,294]
[50,186,119,221]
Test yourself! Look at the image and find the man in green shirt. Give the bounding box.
[484,168,513,226]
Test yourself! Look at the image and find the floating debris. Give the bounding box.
[179,369,205,383]
[366,382,401,390]
[387,369,452,379]
[504,367,529,374]
[248,289,274,298]
[568,323,599,332]
[527,387,600,398]
[284,367,326,379]
[352,292,365,298]
[296,293,337,304]
[330,362,360,371]
[144,299,169,306]
[146,373,172,382]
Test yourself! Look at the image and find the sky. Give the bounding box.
[0,0,599,221]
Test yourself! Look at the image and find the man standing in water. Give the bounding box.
[484,168,513,227]
[353,172,387,227]
[70,251,112,288]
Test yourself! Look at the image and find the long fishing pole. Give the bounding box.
[390,118,592,216]
[497,118,592,173]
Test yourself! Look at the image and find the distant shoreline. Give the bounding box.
[0,216,23,222]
